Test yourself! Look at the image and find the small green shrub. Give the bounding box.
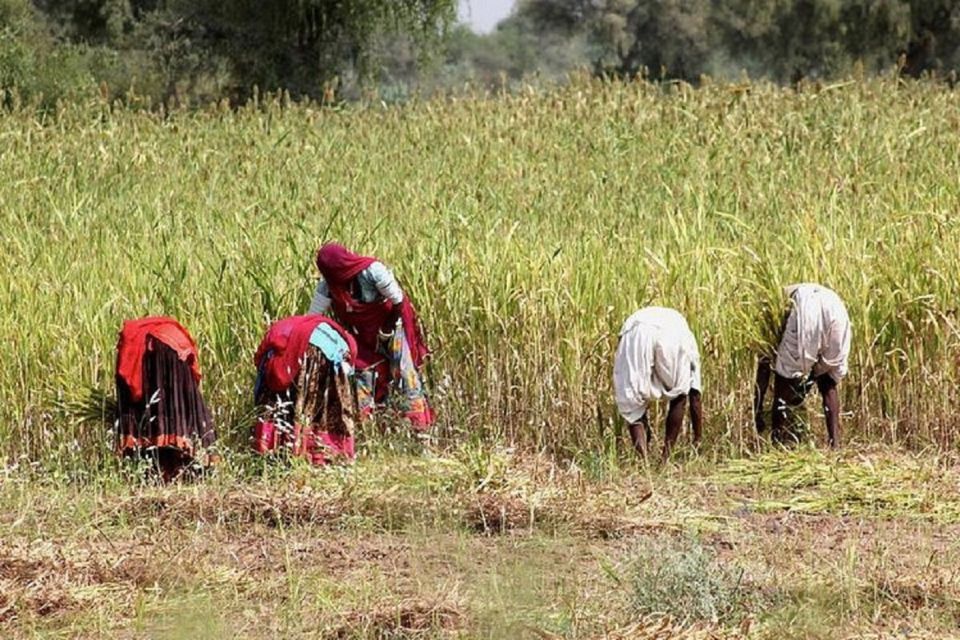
[629,536,749,625]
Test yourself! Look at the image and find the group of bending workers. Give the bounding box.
[614,283,851,463]
[115,243,434,479]
[114,241,852,480]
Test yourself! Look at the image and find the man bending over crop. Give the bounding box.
[613,307,703,463]
[753,283,852,448]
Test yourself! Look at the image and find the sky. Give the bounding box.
[457,0,516,34]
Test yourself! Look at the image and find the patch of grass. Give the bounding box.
[2,447,960,637]
[327,599,463,639]
[758,586,847,640]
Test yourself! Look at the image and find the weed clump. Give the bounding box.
[628,536,751,626]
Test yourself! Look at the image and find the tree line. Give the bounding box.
[2,0,959,108]
[450,0,960,87]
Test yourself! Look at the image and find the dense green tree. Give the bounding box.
[711,0,911,80]
[0,0,99,105]
[179,0,456,100]
[3,0,456,103]
[903,0,960,75]
[615,0,715,80]
[510,0,960,82]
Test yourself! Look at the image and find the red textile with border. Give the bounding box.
[315,243,429,370]
[253,421,355,465]
[315,431,355,463]
[298,427,355,465]
[252,420,278,454]
[116,317,201,402]
[254,314,357,393]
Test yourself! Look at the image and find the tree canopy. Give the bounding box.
[500,0,960,82]
[1,0,456,105]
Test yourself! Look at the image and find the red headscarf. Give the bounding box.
[314,243,429,370]
[315,243,376,286]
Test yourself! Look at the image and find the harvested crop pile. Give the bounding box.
[0,540,153,624]
[718,448,960,522]
[466,491,532,534]
[112,486,346,528]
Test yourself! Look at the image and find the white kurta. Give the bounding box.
[613,307,702,424]
[774,283,851,382]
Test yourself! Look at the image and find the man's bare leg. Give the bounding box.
[629,413,652,458]
[816,374,841,449]
[663,394,687,463]
[688,390,703,449]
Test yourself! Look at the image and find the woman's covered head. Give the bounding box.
[315,242,373,285]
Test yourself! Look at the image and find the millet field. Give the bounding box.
[2,77,960,638]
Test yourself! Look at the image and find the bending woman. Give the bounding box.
[310,243,434,429]
[115,316,217,481]
[253,314,357,465]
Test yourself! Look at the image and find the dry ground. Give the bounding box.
[2,445,960,639]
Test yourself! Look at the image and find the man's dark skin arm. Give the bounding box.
[816,373,840,449]
[754,310,790,434]
[772,373,805,442]
[689,389,703,447]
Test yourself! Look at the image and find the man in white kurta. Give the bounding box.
[753,283,851,448]
[613,307,703,462]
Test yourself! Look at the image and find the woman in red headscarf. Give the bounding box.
[309,243,433,429]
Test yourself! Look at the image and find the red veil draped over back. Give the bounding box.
[116,316,202,402]
[253,314,357,393]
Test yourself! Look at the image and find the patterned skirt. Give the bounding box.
[354,323,433,430]
[255,346,356,465]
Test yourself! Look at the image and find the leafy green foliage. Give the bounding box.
[5,0,960,103]
[174,0,456,100]
[0,0,97,107]
[1,0,456,104]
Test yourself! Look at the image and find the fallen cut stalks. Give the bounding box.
[717,447,960,522]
